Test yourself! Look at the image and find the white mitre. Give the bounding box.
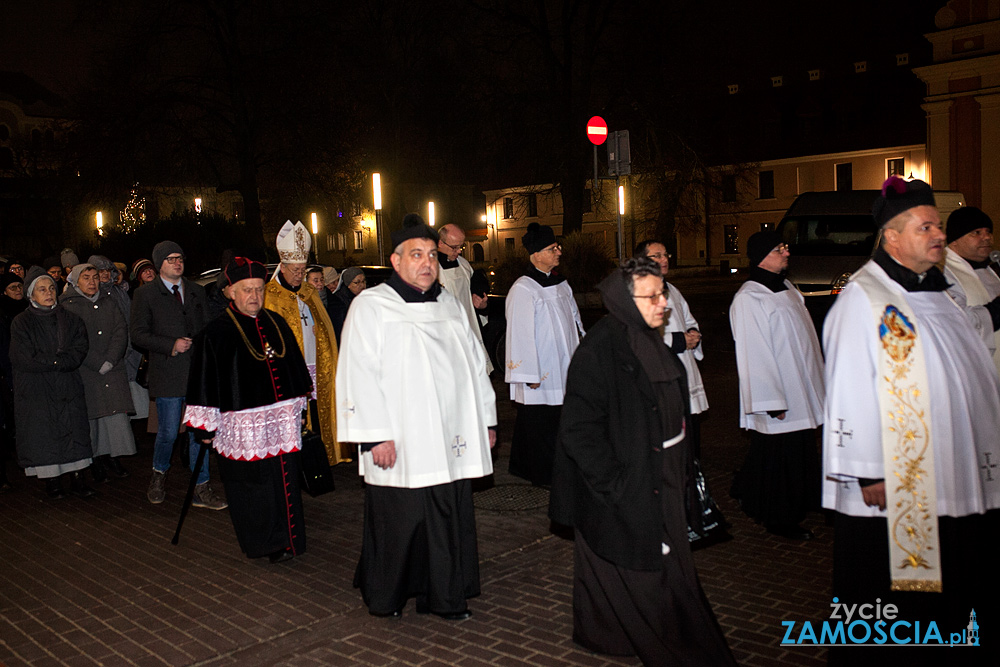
[276,220,311,263]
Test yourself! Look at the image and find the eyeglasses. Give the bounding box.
[647,252,672,261]
[771,244,789,254]
[164,256,184,264]
[542,244,562,254]
[633,291,667,303]
[442,241,465,251]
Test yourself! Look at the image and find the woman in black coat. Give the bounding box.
[10,268,95,499]
[548,257,735,666]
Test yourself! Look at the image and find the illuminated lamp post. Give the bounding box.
[310,212,319,263]
[95,211,103,237]
[428,201,435,226]
[373,173,384,265]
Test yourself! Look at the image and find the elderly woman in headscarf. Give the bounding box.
[61,263,136,482]
[328,266,364,343]
[9,267,94,499]
[548,257,736,666]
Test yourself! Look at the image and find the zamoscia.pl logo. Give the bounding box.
[780,598,980,647]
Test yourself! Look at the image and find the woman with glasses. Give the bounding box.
[634,240,729,548]
[550,257,736,665]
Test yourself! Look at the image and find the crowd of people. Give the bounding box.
[2,180,998,664]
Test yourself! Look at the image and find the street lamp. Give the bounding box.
[428,201,435,226]
[373,173,384,265]
[618,185,625,215]
[95,211,103,237]
[310,212,319,263]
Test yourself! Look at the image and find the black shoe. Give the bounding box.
[69,471,96,499]
[90,457,109,484]
[434,609,473,621]
[108,457,129,479]
[369,608,403,618]
[45,478,66,499]
[268,550,293,564]
[767,524,813,540]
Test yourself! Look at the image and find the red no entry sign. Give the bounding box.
[586,116,608,145]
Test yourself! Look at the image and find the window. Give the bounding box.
[504,237,515,256]
[835,163,853,192]
[887,158,905,179]
[503,197,514,219]
[337,233,347,250]
[721,174,737,203]
[758,170,775,199]
[473,244,484,262]
[526,193,537,218]
[352,201,362,217]
[354,230,364,250]
[724,225,739,254]
[326,234,334,251]
[0,124,9,141]
[582,188,592,214]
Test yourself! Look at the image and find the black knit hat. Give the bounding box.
[391,213,439,249]
[152,240,185,271]
[747,231,783,267]
[521,222,557,254]
[946,206,992,245]
[872,176,936,227]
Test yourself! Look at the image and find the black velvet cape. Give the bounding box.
[185,304,313,431]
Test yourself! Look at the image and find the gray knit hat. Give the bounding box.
[152,241,185,271]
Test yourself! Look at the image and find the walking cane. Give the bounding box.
[171,442,207,545]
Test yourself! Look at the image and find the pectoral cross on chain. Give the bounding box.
[452,436,466,457]
[981,453,998,482]
[831,418,853,448]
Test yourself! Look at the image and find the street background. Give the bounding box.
[0,272,832,667]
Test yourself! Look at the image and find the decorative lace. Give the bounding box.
[184,396,308,461]
[308,364,317,400]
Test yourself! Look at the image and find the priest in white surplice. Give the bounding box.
[437,223,494,374]
[337,213,496,621]
[824,178,1000,666]
[942,206,1000,377]
[504,222,584,486]
[729,231,824,541]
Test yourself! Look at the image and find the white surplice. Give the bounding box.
[335,283,496,489]
[439,255,494,374]
[504,275,584,405]
[663,281,708,414]
[943,249,1000,375]
[822,261,1000,518]
[729,279,825,433]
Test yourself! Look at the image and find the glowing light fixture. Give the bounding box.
[428,201,435,226]
[96,211,103,236]
[194,197,202,213]
[311,212,318,234]
[373,173,382,210]
[618,185,625,215]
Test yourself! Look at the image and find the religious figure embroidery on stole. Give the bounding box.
[879,305,935,571]
[452,436,466,457]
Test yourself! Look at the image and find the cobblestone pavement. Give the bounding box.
[0,274,834,666]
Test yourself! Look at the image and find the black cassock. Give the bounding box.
[185,304,313,559]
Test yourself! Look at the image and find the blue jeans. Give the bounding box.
[152,396,209,485]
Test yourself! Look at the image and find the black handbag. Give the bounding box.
[687,457,731,550]
[299,429,335,497]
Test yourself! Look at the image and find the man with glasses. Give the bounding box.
[264,221,347,465]
[729,231,824,540]
[505,222,584,486]
[131,241,225,509]
[437,224,493,374]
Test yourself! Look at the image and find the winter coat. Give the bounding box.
[59,286,134,419]
[10,305,91,468]
[130,278,209,398]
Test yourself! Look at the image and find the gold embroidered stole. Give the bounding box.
[853,266,942,592]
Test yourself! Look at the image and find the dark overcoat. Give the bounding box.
[60,286,134,419]
[10,305,91,468]
[549,314,689,572]
[129,277,208,398]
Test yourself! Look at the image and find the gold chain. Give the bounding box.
[227,308,287,361]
